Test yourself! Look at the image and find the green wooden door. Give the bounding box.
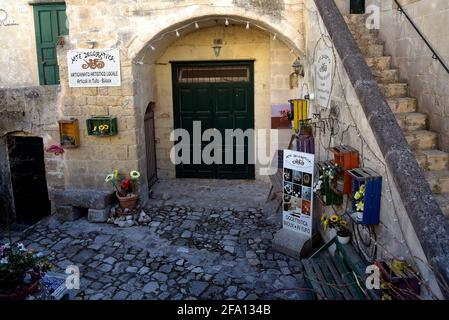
[172,61,255,179]
[33,3,68,85]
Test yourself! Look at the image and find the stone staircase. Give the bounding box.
[344,14,449,218]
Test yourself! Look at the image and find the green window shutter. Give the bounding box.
[33,4,68,85]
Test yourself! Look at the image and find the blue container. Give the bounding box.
[348,167,382,225]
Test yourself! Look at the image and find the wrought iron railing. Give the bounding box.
[394,0,449,74]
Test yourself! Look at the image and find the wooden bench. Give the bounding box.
[302,237,380,300]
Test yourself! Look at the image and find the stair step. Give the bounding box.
[415,149,449,171]
[379,83,408,98]
[405,130,438,150]
[425,170,449,194]
[362,44,384,57]
[433,194,449,218]
[366,56,392,71]
[387,97,417,114]
[395,112,427,131]
[373,69,399,84]
[356,37,382,47]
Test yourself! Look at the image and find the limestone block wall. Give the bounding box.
[0,0,39,87]
[304,0,444,298]
[1,0,306,201]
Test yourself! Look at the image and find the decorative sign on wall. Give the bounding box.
[282,149,315,237]
[0,9,19,26]
[315,48,334,108]
[67,48,121,87]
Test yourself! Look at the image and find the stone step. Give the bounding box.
[361,44,384,57]
[356,37,383,47]
[387,97,417,114]
[425,170,449,194]
[415,149,449,171]
[405,130,438,150]
[373,69,399,84]
[378,83,408,98]
[395,112,427,131]
[433,194,449,218]
[366,56,392,71]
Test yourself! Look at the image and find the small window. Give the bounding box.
[178,66,250,83]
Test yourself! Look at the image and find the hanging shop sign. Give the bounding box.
[315,48,334,108]
[67,48,121,87]
[282,149,315,237]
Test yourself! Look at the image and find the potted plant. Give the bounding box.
[105,169,141,210]
[321,214,351,245]
[354,184,366,221]
[0,242,52,299]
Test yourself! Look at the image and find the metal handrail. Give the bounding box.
[393,0,449,74]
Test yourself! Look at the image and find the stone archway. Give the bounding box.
[130,16,302,185]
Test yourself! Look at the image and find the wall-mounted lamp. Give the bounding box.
[85,40,96,49]
[212,39,223,57]
[292,57,305,77]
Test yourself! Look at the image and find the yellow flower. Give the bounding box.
[130,170,140,179]
[105,174,114,182]
[320,214,326,222]
[113,169,119,178]
[356,201,364,212]
[330,215,339,222]
[340,220,348,226]
[359,184,366,193]
[354,191,362,200]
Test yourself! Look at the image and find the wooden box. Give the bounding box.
[86,116,118,136]
[58,119,80,148]
[331,146,360,195]
[348,167,382,225]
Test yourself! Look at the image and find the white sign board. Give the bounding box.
[67,48,121,87]
[315,48,333,108]
[282,149,315,237]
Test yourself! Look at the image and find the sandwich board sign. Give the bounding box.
[282,149,314,237]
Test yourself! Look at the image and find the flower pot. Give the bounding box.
[116,192,139,210]
[337,230,351,245]
[337,235,351,245]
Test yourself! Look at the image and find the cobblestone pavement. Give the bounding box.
[2,180,313,300]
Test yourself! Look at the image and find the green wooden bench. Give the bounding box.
[302,237,380,300]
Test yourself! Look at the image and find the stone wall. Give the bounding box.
[335,0,449,152]
[304,0,447,298]
[0,0,40,87]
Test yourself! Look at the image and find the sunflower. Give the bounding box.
[340,220,348,226]
[330,215,339,222]
[130,170,140,179]
[105,174,114,182]
[320,214,326,222]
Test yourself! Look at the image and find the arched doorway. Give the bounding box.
[144,102,158,188]
[2,134,50,226]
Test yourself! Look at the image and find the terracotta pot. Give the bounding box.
[116,192,139,210]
